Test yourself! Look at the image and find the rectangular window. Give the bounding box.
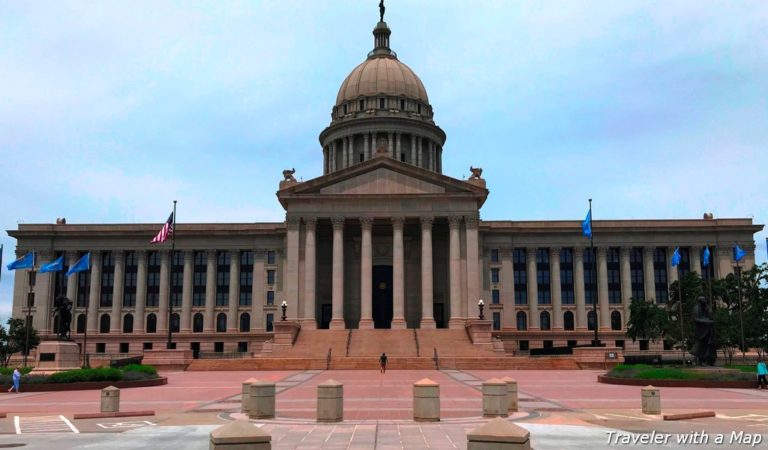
[536,249,551,305]
[379,97,385,109]
[266,313,274,332]
[359,99,365,110]
[560,248,575,304]
[266,290,275,306]
[146,251,161,307]
[491,249,499,263]
[96,343,106,354]
[653,247,668,303]
[193,250,207,307]
[701,246,716,280]
[53,251,69,299]
[266,250,276,265]
[119,342,129,353]
[27,292,35,308]
[216,251,230,306]
[239,250,253,306]
[492,312,501,331]
[171,251,183,308]
[492,289,500,304]
[237,341,248,353]
[267,270,276,285]
[123,251,138,307]
[77,262,90,308]
[214,342,224,353]
[99,251,114,307]
[491,268,500,284]
[583,248,596,305]
[607,247,622,304]
[678,247,691,277]
[513,249,527,305]
[630,247,644,300]
[143,342,153,350]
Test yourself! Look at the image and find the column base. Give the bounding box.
[329,319,345,330]
[390,318,407,329]
[301,319,317,330]
[448,318,466,329]
[358,318,374,329]
[419,319,436,329]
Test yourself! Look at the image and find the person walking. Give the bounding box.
[379,352,388,374]
[757,358,767,390]
[8,367,21,393]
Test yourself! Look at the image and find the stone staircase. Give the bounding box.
[271,328,349,358]
[347,329,418,357]
[416,329,498,357]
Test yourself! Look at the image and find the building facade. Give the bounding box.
[7,15,762,356]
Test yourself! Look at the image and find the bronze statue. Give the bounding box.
[691,295,716,365]
[379,0,385,22]
[53,295,73,340]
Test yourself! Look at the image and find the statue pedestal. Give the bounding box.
[31,340,81,374]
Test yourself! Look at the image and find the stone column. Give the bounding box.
[303,218,317,329]
[620,247,632,328]
[430,142,436,171]
[643,247,655,302]
[391,217,406,329]
[285,216,300,320]
[87,251,102,333]
[388,132,394,158]
[158,250,170,332]
[420,216,436,329]
[359,217,374,329]
[35,251,52,333]
[342,137,348,168]
[526,248,539,329]
[330,141,336,172]
[110,250,124,333]
[416,137,423,167]
[330,216,345,329]
[597,247,609,331]
[465,215,481,318]
[551,248,563,330]
[716,247,732,280]
[363,133,370,161]
[574,247,586,330]
[410,135,416,165]
[500,248,515,329]
[181,250,193,332]
[690,246,701,276]
[667,246,678,285]
[228,250,240,332]
[396,132,402,161]
[448,216,463,329]
[65,251,79,312]
[135,250,147,332]
[252,250,266,330]
[205,250,216,332]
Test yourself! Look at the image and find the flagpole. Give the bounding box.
[23,251,36,368]
[677,264,684,365]
[589,198,599,346]
[167,200,177,350]
[735,243,745,363]
[706,246,713,314]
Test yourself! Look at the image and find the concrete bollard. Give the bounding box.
[241,378,259,413]
[210,419,271,450]
[641,385,661,415]
[482,378,508,417]
[248,381,276,419]
[413,378,440,422]
[317,379,343,422]
[101,386,120,413]
[467,417,530,450]
[500,376,518,413]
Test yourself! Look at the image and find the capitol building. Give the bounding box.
[8,11,761,358]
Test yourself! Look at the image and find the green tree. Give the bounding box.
[0,318,40,367]
[626,298,668,343]
[665,272,705,354]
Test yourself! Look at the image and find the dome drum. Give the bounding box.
[332,95,433,124]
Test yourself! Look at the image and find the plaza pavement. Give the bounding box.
[0,369,764,449]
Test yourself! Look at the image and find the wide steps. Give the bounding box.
[417,329,498,357]
[347,329,418,357]
[276,329,349,358]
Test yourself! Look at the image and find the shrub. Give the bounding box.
[121,364,157,376]
[121,371,156,382]
[0,367,33,375]
[48,368,123,384]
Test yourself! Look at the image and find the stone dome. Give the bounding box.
[335,56,429,106]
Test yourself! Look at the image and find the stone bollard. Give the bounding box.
[101,386,120,413]
[641,385,661,414]
[467,417,530,450]
[241,378,259,413]
[317,379,343,422]
[413,378,440,422]
[248,381,276,419]
[482,378,508,417]
[210,420,271,450]
[500,376,518,413]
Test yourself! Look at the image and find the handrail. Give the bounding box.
[413,328,420,357]
[326,348,332,370]
[345,329,352,357]
[433,347,439,370]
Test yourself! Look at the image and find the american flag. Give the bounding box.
[150,212,174,244]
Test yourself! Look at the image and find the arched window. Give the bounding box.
[216,313,227,332]
[563,311,575,331]
[76,314,86,334]
[239,313,250,332]
[100,314,110,333]
[516,311,527,331]
[146,313,157,333]
[193,313,204,333]
[540,311,551,330]
[611,311,622,330]
[587,310,597,331]
[170,313,180,333]
[123,314,134,333]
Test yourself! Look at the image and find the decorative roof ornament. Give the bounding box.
[379,0,385,23]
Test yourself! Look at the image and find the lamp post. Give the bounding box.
[281,300,287,321]
[478,299,485,320]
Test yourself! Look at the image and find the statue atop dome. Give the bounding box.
[379,0,385,23]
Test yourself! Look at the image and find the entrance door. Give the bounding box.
[320,304,332,329]
[434,303,445,328]
[372,265,393,328]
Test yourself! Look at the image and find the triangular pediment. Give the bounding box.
[320,167,445,195]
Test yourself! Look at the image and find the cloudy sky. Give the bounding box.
[1,0,767,322]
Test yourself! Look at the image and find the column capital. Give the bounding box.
[620,246,632,254]
[360,217,374,230]
[549,247,561,258]
[183,249,194,262]
[526,247,537,258]
[644,246,655,256]
[331,216,345,230]
[303,216,317,229]
[206,250,216,262]
[448,216,463,229]
[113,249,125,258]
[285,215,301,230]
[420,216,434,229]
[464,214,480,228]
[254,249,267,258]
[391,216,405,229]
[596,247,607,257]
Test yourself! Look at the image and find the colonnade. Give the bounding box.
[323,132,442,174]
